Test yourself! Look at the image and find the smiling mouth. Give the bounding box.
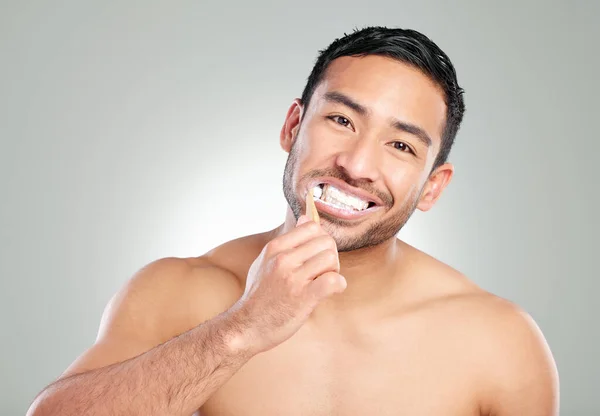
[309,183,377,212]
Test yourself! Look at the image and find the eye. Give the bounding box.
[327,115,354,130]
[391,141,414,154]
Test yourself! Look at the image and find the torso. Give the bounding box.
[200,299,486,415]
[179,232,500,415]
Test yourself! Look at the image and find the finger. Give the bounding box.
[295,247,340,280]
[271,235,337,276]
[285,235,338,269]
[306,271,347,301]
[266,220,327,255]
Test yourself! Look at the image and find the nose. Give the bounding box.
[334,138,381,183]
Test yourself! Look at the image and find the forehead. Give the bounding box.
[311,55,447,145]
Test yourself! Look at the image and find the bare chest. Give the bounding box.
[200,321,483,416]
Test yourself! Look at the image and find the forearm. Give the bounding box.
[28,311,254,416]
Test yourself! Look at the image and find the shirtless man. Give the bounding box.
[28,26,559,415]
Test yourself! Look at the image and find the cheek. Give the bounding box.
[299,123,342,161]
[387,169,423,205]
[311,116,352,147]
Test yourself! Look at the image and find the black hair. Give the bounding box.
[300,26,465,171]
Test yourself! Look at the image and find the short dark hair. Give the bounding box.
[300,26,465,171]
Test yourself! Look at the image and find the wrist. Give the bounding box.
[217,306,260,361]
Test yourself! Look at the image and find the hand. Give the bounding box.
[231,215,347,355]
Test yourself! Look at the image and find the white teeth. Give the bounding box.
[312,185,323,199]
[320,184,370,211]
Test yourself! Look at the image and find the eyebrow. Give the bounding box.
[322,91,433,148]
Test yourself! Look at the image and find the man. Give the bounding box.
[28,26,559,415]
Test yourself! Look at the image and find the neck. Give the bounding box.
[268,208,409,328]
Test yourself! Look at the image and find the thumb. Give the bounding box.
[307,272,347,300]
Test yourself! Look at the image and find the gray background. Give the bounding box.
[1,1,598,414]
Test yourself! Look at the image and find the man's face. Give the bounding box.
[282,55,449,252]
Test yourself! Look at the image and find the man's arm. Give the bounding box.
[483,302,560,416]
[27,257,251,416]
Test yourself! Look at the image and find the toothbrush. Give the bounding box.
[306,188,320,224]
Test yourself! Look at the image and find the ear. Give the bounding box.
[416,162,454,212]
[280,98,303,153]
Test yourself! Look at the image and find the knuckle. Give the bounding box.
[281,269,295,282]
[273,252,289,269]
[324,250,338,266]
[330,250,341,270]
[327,237,338,251]
[265,240,280,256]
[288,284,303,297]
[328,274,339,286]
[318,235,337,251]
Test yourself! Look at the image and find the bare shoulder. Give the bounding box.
[420,273,559,414]
[100,255,245,344]
[401,242,559,413]
[451,292,560,414]
[202,230,272,284]
[60,254,246,379]
[414,246,557,381]
[434,287,554,351]
[415,254,557,378]
[123,231,268,341]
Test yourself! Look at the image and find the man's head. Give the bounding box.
[282,26,465,252]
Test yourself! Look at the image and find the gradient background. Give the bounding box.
[1,1,598,414]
